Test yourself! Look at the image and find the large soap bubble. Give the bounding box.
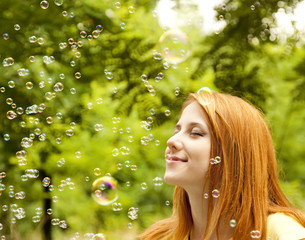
[158,29,191,64]
[92,176,118,206]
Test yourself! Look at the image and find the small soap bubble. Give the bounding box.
[120,22,126,30]
[54,0,63,6]
[153,50,162,60]
[153,177,163,186]
[51,218,60,225]
[62,10,68,17]
[92,176,118,206]
[92,30,100,38]
[80,31,87,38]
[47,208,53,215]
[212,189,220,198]
[53,82,64,92]
[250,5,255,10]
[87,34,93,40]
[40,1,49,9]
[2,57,14,67]
[250,230,261,238]
[175,87,180,96]
[75,151,82,158]
[56,112,63,119]
[210,156,221,165]
[115,1,121,8]
[96,24,103,32]
[6,98,13,105]
[14,24,21,31]
[92,233,106,240]
[112,148,119,157]
[32,215,41,223]
[70,88,76,94]
[26,82,33,89]
[128,222,133,229]
[128,6,135,13]
[112,202,123,211]
[94,124,103,131]
[70,61,76,67]
[3,33,9,40]
[128,207,138,220]
[7,110,17,120]
[164,109,171,116]
[46,116,53,124]
[65,129,74,136]
[105,71,113,80]
[75,72,81,79]
[57,158,65,167]
[0,86,6,92]
[42,177,51,187]
[29,56,35,62]
[204,193,209,199]
[229,219,236,228]
[8,81,15,88]
[94,168,101,176]
[29,36,37,43]
[141,182,148,190]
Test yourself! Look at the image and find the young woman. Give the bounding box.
[139,91,305,240]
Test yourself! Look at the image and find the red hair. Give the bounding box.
[139,92,305,240]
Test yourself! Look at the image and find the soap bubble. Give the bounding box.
[54,0,63,6]
[42,177,51,187]
[3,33,9,40]
[141,182,148,190]
[96,24,104,32]
[128,6,135,13]
[229,219,237,228]
[8,81,15,88]
[128,207,138,220]
[53,82,64,92]
[75,72,81,79]
[3,134,10,141]
[92,233,106,240]
[159,29,191,64]
[153,177,163,186]
[14,24,21,31]
[6,110,17,120]
[2,57,14,67]
[112,202,122,211]
[40,1,49,9]
[120,22,126,30]
[212,189,220,198]
[92,176,118,206]
[94,124,103,131]
[250,230,261,238]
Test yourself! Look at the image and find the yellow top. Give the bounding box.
[185,213,305,240]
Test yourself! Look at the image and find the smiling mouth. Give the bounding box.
[165,154,188,162]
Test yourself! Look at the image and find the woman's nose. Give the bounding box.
[167,134,182,151]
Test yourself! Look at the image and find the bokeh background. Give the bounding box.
[1,0,305,239]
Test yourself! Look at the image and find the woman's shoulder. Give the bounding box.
[267,212,305,240]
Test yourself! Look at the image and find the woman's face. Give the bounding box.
[164,102,211,191]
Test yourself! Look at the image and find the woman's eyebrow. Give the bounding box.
[175,122,206,129]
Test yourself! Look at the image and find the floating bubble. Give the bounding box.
[94,168,101,176]
[92,176,118,206]
[92,30,100,38]
[51,218,60,225]
[29,36,37,43]
[128,6,135,13]
[14,24,21,31]
[38,37,45,45]
[3,134,10,141]
[94,124,103,131]
[153,177,163,186]
[229,219,237,228]
[2,57,14,67]
[42,177,51,187]
[47,208,53,215]
[92,233,106,240]
[112,202,122,211]
[29,56,36,62]
[250,5,255,10]
[96,24,103,32]
[6,98,13,105]
[70,88,76,94]
[40,1,49,9]
[21,137,33,148]
[164,109,171,117]
[130,165,137,171]
[155,72,164,82]
[26,82,33,89]
[212,189,220,198]
[175,87,180,96]
[25,169,39,178]
[75,151,81,158]
[80,31,87,38]
[8,81,15,88]
[53,82,64,92]
[128,207,138,220]
[65,129,74,136]
[46,116,53,124]
[128,222,133,229]
[55,138,62,144]
[18,68,29,77]
[141,182,148,190]
[75,72,81,79]
[7,110,17,120]
[153,50,162,60]
[16,150,27,159]
[54,0,63,6]
[159,29,191,64]
[32,215,41,223]
[62,10,68,17]
[112,148,119,157]
[120,22,126,30]
[210,156,221,165]
[250,230,261,238]
[3,33,9,40]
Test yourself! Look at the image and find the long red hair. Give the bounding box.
[139,92,305,240]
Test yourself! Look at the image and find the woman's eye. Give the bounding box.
[191,132,204,136]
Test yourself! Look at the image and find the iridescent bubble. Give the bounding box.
[7,110,17,120]
[2,57,14,67]
[94,124,103,131]
[105,71,113,80]
[3,134,10,141]
[128,222,133,229]
[62,10,68,16]
[29,56,36,62]
[57,158,65,167]
[112,202,122,211]
[210,156,221,165]
[0,87,6,92]
[16,150,27,159]
[39,133,46,141]
[40,1,49,9]
[128,207,138,220]
[51,218,60,225]
[87,34,93,40]
[3,33,9,40]
[92,30,100,38]
[47,208,53,215]
[124,160,130,168]
[25,169,39,178]
[153,50,162,60]
[96,24,103,32]
[14,24,21,31]
[26,82,33,89]
[80,31,87,38]
[204,193,209,199]
[46,116,53,124]
[6,98,13,105]
[175,87,180,96]
[159,29,191,64]
[212,189,220,198]
[32,215,41,223]
[164,109,171,116]
[29,36,37,43]
[38,37,45,45]
[112,148,119,157]
[153,177,163,186]
[141,182,148,190]
[54,0,63,6]
[53,82,64,92]
[8,81,15,88]
[229,219,236,228]
[75,151,82,158]
[250,5,255,10]
[70,88,76,94]
[94,168,101,176]
[120,22,126,30]
[42,177,51,187]
[92,176,118,206]
[75,72,81,79]
[65,129,74,136]
[128,6,135,13]
[92,233,106,240]
[250,230,261,238]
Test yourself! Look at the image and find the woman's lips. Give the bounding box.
[165,154,187,162]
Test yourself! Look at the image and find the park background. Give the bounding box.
[1,0,305,239]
